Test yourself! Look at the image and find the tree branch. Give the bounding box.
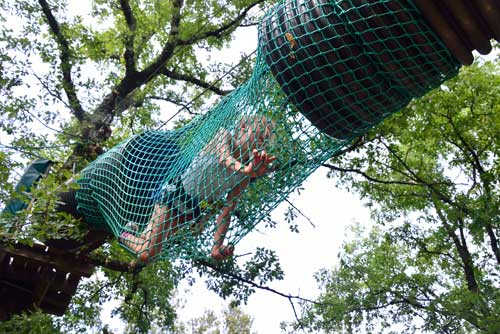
[444,109,500,265]
[322,163,425,187]
[31,68,71,110]
[138,0,183,82]
[331,135,367,158]
[38,0,85,121]
[486,224,500,265]
[196,258,317,327]
[88,254,145,274]
[284,198,315,228]
[197,259,316,304]
[381,141,470,216]
[161,68,231,96]
[147,95,198,115]
[177,0,266,46]
[432,202,479,293]
[119,0,138,76]
[74,0,184,150]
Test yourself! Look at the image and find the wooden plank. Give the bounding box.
[0,243,88,318]
[472,0,500,42]
[32,267,56,306]
[441,0,492,54]
[414,0,473,65]
[0,244,94,277]
[0,274,75,317]
[41,290,73,315]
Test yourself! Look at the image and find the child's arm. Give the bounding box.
[213,130,276,177]
[211,178,250,260]
[214,129,245,172]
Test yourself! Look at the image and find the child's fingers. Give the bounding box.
[267,155,277,163]
[262,155,276,167]
[252,150,262,164]
[260,151,267,162]
[253,156,262,167]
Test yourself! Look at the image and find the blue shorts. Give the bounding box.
[155,178,201,221]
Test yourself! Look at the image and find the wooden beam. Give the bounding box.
[0,243,94,277]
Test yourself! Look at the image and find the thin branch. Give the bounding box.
[197,259,318,305]
[139,286,151,322]
[417,240,458,264]
[88,274,123,302]
[88,254,145,274]
[288,296,306,331]
[138,0,183,83]
[37,0,85,121]
[331,135,367,158]
[124,271,139,303]
[381,141,468,214]
[177,0,266,46]
[161,68,231,96]
[153,49,256,130]
[284,198,315,228]
[486,224,500,265]
[30,68,71,110]
[443,114,500,265]
[16,107,82,140]
[147,95,197,115]
[196,259,317,328]
[433,201,480,293]
[321,163,423,187]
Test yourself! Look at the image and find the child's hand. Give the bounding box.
[211,244,234,260]
[242,149,276,177]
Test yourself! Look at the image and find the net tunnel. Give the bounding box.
[75,0,500,261]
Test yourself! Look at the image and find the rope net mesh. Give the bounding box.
[75,0,460,261]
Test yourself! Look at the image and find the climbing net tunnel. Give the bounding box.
[75,0,500,261]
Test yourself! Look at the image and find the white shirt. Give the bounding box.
[181,153,246,202]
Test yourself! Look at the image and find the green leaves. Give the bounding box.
[172,304,256,334]
[0,311,61,334]
[304,58,500,333]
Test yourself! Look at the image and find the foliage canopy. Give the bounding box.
[298,59,500,334]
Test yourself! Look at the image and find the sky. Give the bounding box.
[178,167,372,333]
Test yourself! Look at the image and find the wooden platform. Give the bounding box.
[415,0,500,65]
[0,242,94,320]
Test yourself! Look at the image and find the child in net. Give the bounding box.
[120,114,276,262]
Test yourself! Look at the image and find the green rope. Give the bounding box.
[75,0,460,261]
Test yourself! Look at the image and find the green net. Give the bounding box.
[75,0,460,261]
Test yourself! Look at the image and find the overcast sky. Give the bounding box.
[187,167,372,333]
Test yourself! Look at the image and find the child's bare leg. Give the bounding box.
[120,204,177,262]
[211,218,233,260]
[139,205,187,262]
[139,204,168,261]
